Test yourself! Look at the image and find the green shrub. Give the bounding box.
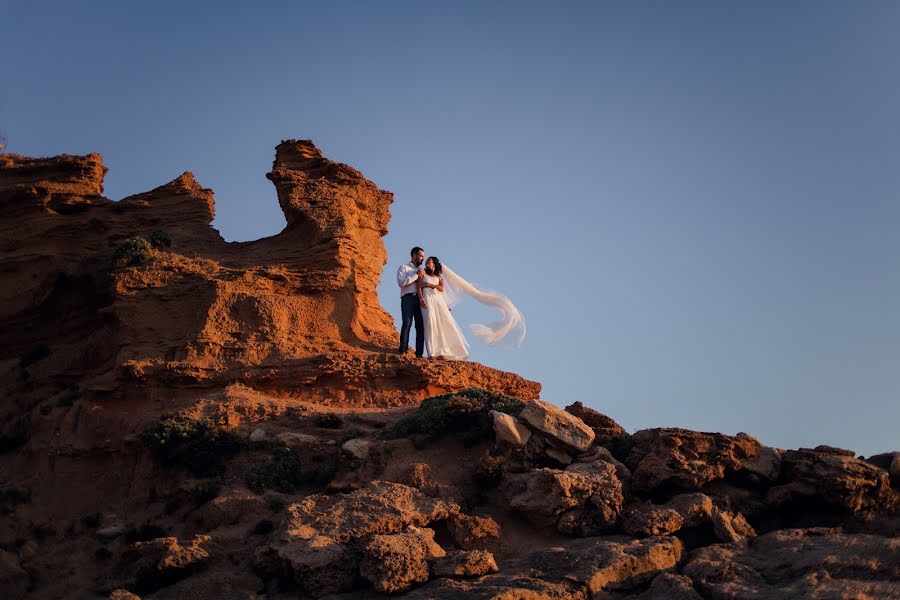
[379,388,525,446]
[141,416,243,477]
[113,237,152,266]
[307,453,339,486]
[267,497,285,513]
[338,427,365,444]
[246,446,303,494]
[149,230,172,249]
[473,452,507,487]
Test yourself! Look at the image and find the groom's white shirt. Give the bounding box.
[397,261,420,296]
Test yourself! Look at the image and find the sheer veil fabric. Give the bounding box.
[441,264,526,347]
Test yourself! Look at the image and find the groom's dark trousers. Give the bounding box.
[399,292,424,357]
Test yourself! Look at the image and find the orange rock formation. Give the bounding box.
[1,143,896,600]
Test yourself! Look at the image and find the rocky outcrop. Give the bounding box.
[626,429,761,493]
[406,536,683,599]
[502,460,623,535]
[682,528,900,599]
[564,401,627,445]
[766,445,897,514]
[116,535,213,594]
[0,143,539,416]
[359,527,446,593]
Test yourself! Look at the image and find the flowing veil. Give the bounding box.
[441,264,526,347]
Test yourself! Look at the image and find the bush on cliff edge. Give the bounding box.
[141,416,243,477]
[379,388,525,446]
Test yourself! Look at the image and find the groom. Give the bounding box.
[397,246,425,357]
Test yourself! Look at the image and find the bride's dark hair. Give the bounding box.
[425,256,443,276]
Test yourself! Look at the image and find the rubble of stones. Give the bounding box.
[237,398,898,599]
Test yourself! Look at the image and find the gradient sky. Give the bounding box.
[3,1,898,456]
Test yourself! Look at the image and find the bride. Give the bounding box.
[417,256,525,360]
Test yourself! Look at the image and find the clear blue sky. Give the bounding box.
[3,1,898,456]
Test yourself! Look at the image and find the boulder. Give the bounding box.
[432,550,498,579]
[249,427,266,442]
[341,438,371,460]
[405,536,683,599]
[359,526,445,593]
[622,493,713,537]
[398,462,444,497]
[503,460,623,535]
[633,573,704,600]
[488,410,531,447]
[622,504,684,537]
[190,490,265,530]
[683,527,900,599]
[519,398,595,452]
[282,481,458,542]
[710,507,756,542]
[626,428,761,493]
[739,443,782,482]
[447,513,501,550]
[665,492,714,527]
[766,446,899,514]
[119,535,212,594]
[564,401,627,444]
[275,432,320,446]
[275,536,356,597]
[576,445,633,489]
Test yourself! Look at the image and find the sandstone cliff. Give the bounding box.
[0,143,896,600]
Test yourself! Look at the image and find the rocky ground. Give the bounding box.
[0,143,897,599]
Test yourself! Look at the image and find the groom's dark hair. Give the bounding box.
[410,246,424,257]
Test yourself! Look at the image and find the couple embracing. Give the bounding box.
[397,246,525,360]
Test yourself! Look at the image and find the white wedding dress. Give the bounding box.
[421,274,470,360]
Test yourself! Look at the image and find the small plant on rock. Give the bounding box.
[149,230,172,249]
[246,446,304,494]
[338,427,366,443]
[473,452,507,487]
[112,237,152,267]
[141,416,243,477]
